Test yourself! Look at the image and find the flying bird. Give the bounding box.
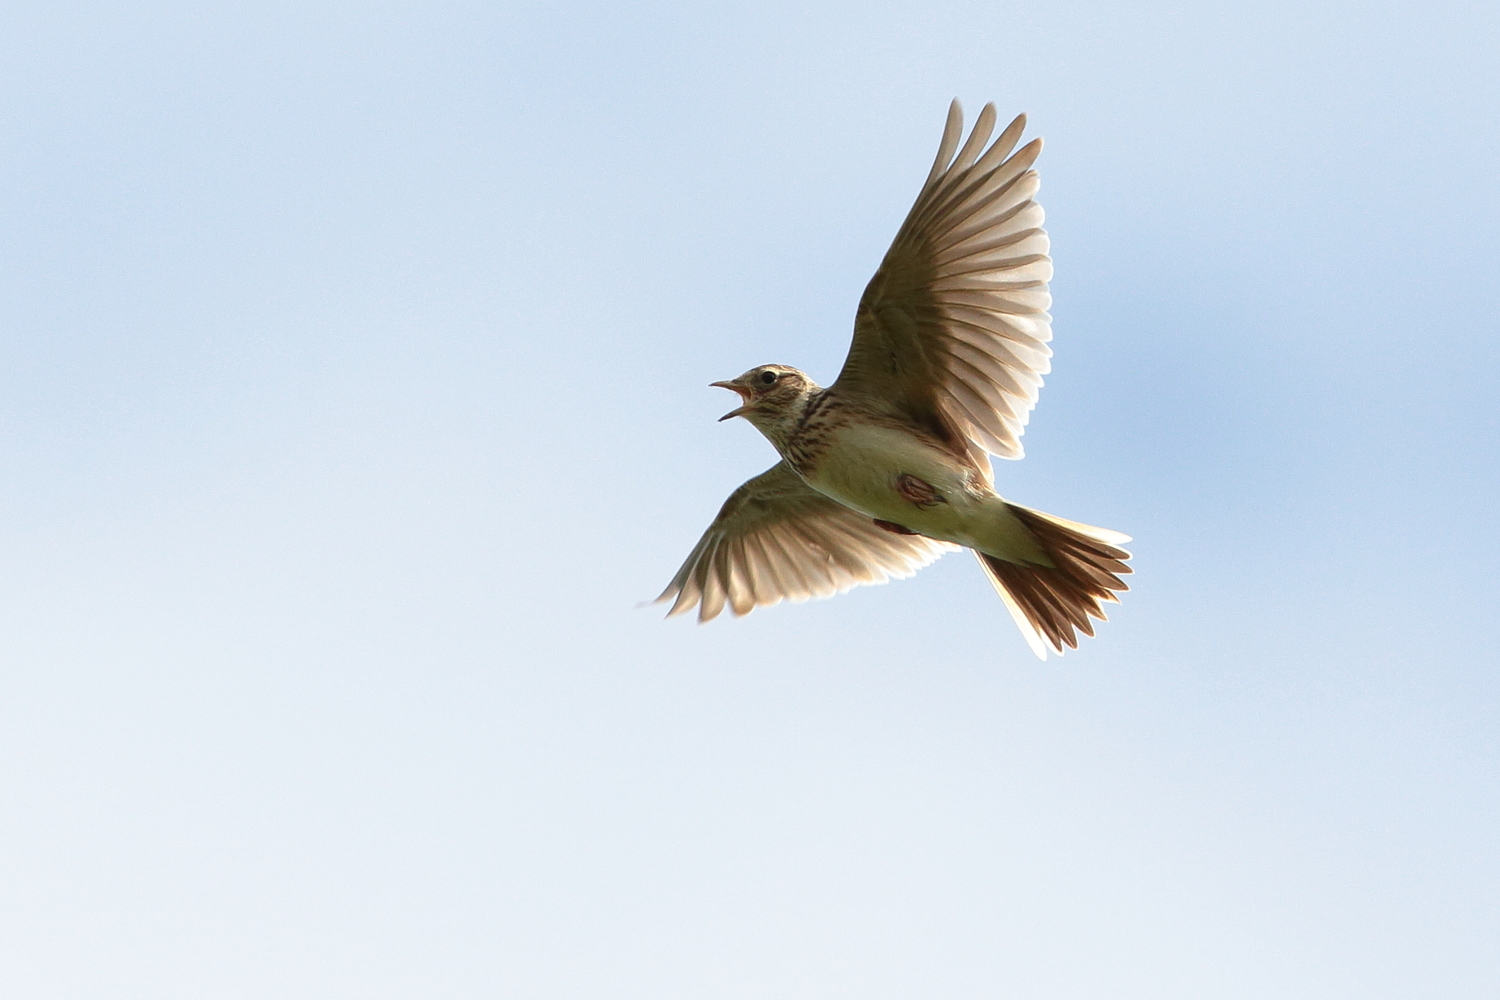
[656,101,1131,658]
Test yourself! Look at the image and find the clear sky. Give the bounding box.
[1,1,1497,997]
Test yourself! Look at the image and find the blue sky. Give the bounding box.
[1,1,1497,997]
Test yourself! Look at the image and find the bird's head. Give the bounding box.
[712,365,821,442]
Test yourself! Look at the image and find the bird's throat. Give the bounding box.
[745,387,824,458]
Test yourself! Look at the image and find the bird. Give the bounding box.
[655,100,1131,658]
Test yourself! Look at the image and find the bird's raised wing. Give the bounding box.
[657,462,956,622]
[832,100,1053,462]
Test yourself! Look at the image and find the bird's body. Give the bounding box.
[656,101,1132,658]
[788,392,1049,564]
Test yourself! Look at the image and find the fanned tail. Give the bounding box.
[975,505,1132,659]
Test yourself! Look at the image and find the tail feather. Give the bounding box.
[976,505,1132,659]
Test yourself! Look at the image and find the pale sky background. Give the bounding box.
[1,1,1497,997]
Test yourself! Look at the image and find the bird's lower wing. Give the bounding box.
[657,461,956,622]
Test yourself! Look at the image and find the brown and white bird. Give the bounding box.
[656,101,1131,658]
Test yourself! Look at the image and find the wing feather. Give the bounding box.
[946,103,996,177]
[921,102,964,188]
[832,101,1056,460]
[656,462,955,622]
[757,531,811,601]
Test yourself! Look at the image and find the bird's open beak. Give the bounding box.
[711,380,752,422]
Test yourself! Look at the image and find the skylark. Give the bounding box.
[656,101,1131,658]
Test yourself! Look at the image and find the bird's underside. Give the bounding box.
[655,101,1131,659]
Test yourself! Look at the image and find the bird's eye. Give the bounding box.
[759,371,778,385]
